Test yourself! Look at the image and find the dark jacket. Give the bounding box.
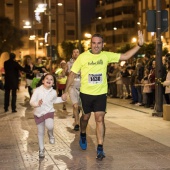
[25,64,36,80]
[4,59,29,89]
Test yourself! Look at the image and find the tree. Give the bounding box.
[0,17,24,55]
[143,43,155,56]
[61,41,84,61]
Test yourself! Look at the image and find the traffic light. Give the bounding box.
[146,10,168,32]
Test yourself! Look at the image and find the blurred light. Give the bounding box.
[113,27,117,30]
[34,3,47,13]
[23,21,31,28]
[57,3,63,6]
[23,25,31,28]
[120,61,126,66]
[29,35,36,40]
[38,37,45,40]
[39,42,43,46]
[137,22,141,25]
[34,9,45,12]
[97,16,102,20]
[132,37,137,43]
[38,4,47,9]
[151,32,155,36]
[25,21,30,26]
[84,33,92,39]
[45,32,50,43]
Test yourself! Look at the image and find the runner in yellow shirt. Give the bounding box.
[62,31,144,160]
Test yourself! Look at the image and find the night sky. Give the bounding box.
[81,0,96,26]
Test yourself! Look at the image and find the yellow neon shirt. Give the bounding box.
[71,50,120,95]
[55,68,67,84]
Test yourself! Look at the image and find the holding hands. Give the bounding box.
[61,93,67,101]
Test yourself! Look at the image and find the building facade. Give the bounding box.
[92,0,170,52]
[138,0,170,52]
[0,0,78,60]
[93,0,138,51]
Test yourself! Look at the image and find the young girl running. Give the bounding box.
[30,73,66,158]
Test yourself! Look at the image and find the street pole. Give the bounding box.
[153,0,163,116]
[48,0,52,73]
[77,0,81,53]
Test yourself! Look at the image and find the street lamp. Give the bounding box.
[23,21,31,29]
[84,33,92,39]
[131,37,137,43]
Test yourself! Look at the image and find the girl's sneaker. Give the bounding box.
[47,131,55,144]
[39,149,45,158]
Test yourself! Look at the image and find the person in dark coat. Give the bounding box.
[4,53,31,113]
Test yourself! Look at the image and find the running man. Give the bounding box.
[62,31,144,160]
[67,48,81,131]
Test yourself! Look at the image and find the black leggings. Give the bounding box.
[28,86,32,98]
[58,89,64,97]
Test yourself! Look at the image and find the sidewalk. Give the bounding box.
[0,85,170,169]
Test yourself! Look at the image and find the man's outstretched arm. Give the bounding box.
[120,30,144,61]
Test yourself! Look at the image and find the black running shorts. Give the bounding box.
[80,92,107,114]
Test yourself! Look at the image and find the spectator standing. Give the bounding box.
[162,61,170,104]
[148,60,156,109]
[162,56,169,104]
[116,64,123,98]
[141,69,152,107]
[4,53,30,112]
[129,66,138,104]
[135,58,144,106]
[108,63,119,98]
[121,64,131,99]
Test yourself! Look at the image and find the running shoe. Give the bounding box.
[47,131,55,144]
[39,149,45,158]
[96,150,105,160]
[79,135,87,150]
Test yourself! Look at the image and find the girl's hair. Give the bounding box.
[36,73,57,89]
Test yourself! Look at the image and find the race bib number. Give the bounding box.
[88,73,102,84]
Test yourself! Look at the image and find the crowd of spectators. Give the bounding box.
[107,54,170,109]
[1,52,170,112]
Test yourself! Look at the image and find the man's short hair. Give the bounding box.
[9,53,16,60]
[91,33,104,42]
